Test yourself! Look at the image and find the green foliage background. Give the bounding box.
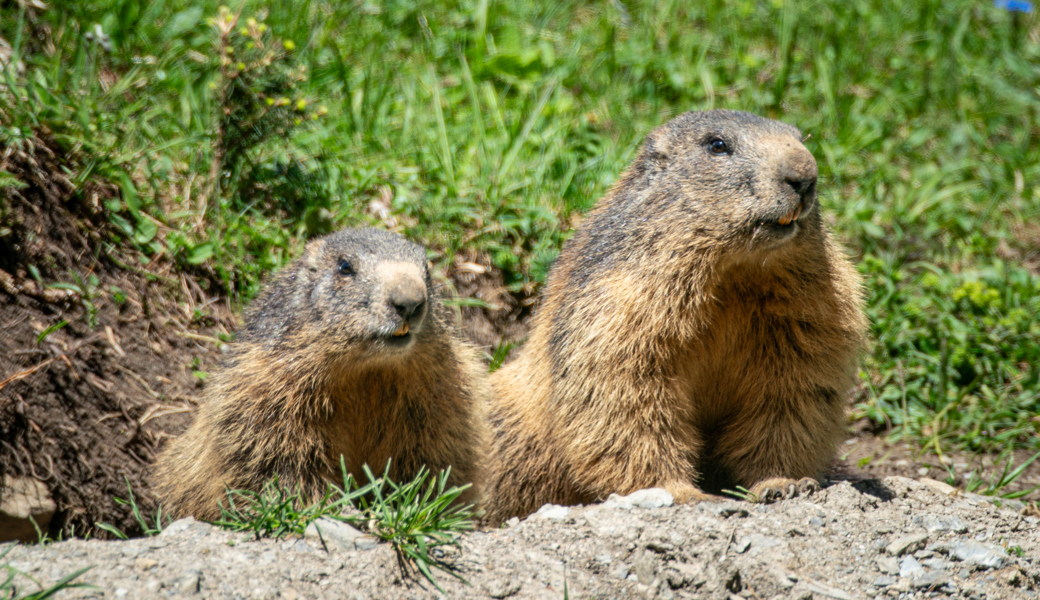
[2,0,1039,455]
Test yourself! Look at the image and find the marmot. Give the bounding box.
[483,110,867,524]
[155,228,489,519]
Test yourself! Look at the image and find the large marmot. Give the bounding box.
[155,228,489,519]
[483,110,867,524]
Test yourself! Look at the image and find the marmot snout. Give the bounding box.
[483,110,867,525]
[155,228,489,519]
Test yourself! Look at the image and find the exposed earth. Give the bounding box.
[3,477,1039,599]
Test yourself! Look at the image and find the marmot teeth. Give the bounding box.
[778,203,802,226]
[393,322,410,336]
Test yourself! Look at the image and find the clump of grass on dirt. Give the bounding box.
[3,0,1039,458]
[92,461,476,589]
[211,460,475,591]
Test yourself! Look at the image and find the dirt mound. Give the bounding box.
[0,136,232,540]
[446,252,536,354]
[4,477,1038,599]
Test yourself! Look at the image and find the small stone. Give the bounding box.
[623,488,674,509]
[921,558,950,570]
[594,553,613,565]
[808,516,827,527]
[161,517,199,537]
[918,478,957,495]
[886,533,929,556]
[135,557,159,571]
[533,504,571,520]
[911,571,948,589]
[175,571,201,593]
[899,556,925,578]
[876,557,899,575]
[114,589,128,598]
[0,476,57,543]
[802,579,854,600]
[949,540,1008,569]
[712,503,749,518]
[354,535,379,551]
[304,517,364,552]
[911,514,969,534]
[872,576,895,587]
[1008,569,1023,586]
[633,552,658,584]
[733,538,751,554]
[484,577,522,598]
[611,564,631,580]
[503,517,520,528]
[144,579,162,593]
[292,539,313,553]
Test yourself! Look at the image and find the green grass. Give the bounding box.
[209,461,476,592]
[95,478,171,539]
[2,0,1039,455]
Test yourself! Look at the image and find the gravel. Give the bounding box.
[3,477,1038,599]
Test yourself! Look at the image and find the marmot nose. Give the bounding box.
[786,176,816,201]
[392,296,425,320]
[780,145,818,202]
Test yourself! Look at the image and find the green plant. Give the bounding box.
[48,273,101,329]
[208,459,475,592]
[0,545,93,600]
[345,463,476,592]
[95,478,171,539]
[721,486,759,503]
[487,341,516,373]
[210,476,343,540]
[943,450,1040,499]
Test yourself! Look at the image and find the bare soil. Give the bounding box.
[0,136,232,539]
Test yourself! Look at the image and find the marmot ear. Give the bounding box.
[643,130,671,172]
[304,242,324,273]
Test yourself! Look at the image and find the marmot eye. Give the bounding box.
[337,260,354,276]
[709,138,729,155]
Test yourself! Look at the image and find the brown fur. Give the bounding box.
[154,228,489,520]
[483,110,867,525]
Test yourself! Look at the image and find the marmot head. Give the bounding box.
[632,109,819,257]
[243,228,433,358]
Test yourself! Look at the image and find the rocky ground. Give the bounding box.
[3,477,1038,600]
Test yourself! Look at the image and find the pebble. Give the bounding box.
[134,557,159,571]
[949,540,1009,569]
[911,514,969,533]
[886,533,929,556]
[303,517,365,552]
[532,504,571,520]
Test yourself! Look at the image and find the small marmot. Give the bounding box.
[155,228,489,519]
[483,110,867,524]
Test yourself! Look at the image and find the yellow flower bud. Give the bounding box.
[283,40,296,51]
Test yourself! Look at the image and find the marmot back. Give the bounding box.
[483,110,867,524]
[155,228,489,519]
